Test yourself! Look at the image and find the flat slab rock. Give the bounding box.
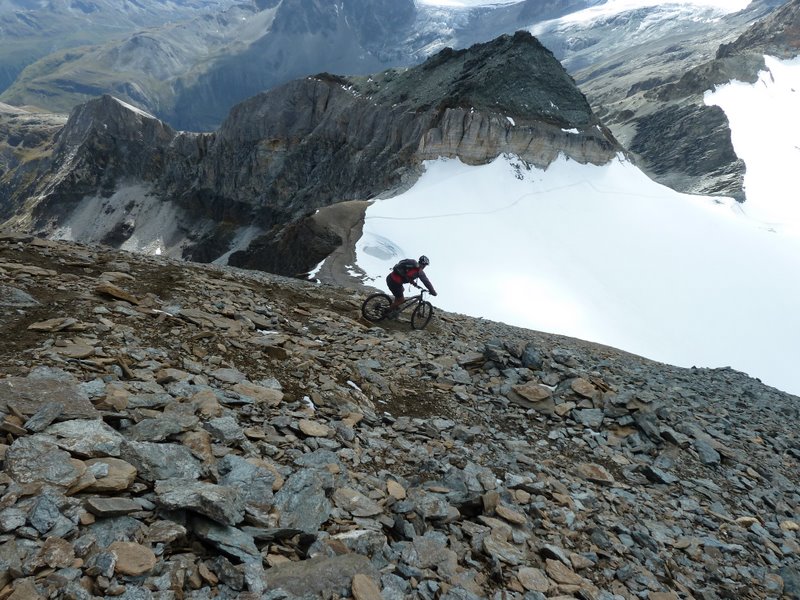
[0,376,100,419]
[5,435,87,488]
[0,285,39,307]
[108,541,157,576]
[263,554,379,597]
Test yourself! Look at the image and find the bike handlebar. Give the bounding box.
[407,285,435,298]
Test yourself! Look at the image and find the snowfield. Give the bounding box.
[351,50,798,397]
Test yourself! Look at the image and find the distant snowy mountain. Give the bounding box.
[533,0,792,203]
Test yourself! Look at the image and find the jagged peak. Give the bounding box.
[346,30,596,128]
[105,94,159,121]
[74,94,165,127]
[54,94,175,151]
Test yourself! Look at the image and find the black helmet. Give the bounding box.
[418,255,430,266]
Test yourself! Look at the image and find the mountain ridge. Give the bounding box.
[0,0,604,131]
[2,0,795,204]
[1,32,621,276]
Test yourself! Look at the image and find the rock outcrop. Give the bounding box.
[41,97,175,208]
[717,0,800,60]
[0,232,797,599]
[627,104,745,199]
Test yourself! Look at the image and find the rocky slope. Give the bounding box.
[0,232,798,599]
[0,32,621,276]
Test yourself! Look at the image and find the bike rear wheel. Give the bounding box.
[411,301,434,329]
[362,293,393,322]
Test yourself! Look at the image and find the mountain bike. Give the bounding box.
[361,286,434,329]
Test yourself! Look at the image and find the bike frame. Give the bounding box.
[391,286,428,315]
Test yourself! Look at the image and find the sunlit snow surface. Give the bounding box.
[705,56,800,233]
[355,155,800,396]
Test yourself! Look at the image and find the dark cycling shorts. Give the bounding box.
[386,274,404,299]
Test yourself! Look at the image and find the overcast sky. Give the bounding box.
[348,54,800,398]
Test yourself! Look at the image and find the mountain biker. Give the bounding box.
[387,255,437,310]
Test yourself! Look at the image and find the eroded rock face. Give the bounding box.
[630,104,746,200]
[0,235,796,599]
[717,0,800,60]
[38,95,176,212]
[176,33,616,218]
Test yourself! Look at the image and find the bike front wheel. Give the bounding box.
[411,301,434,329]
[362,293,393,322]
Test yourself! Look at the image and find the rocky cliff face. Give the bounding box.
[0,233,797,599]
[717,0,800,59]
[366,33,615,166]
[48,97,176,199]
[1,96,178,240]
[627,104,746,199]
[192,32,615,211]
[0,104,66,222]
[556,0,796,202]
[0,32,621,276]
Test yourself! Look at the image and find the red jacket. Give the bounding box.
[390,260,436,294]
